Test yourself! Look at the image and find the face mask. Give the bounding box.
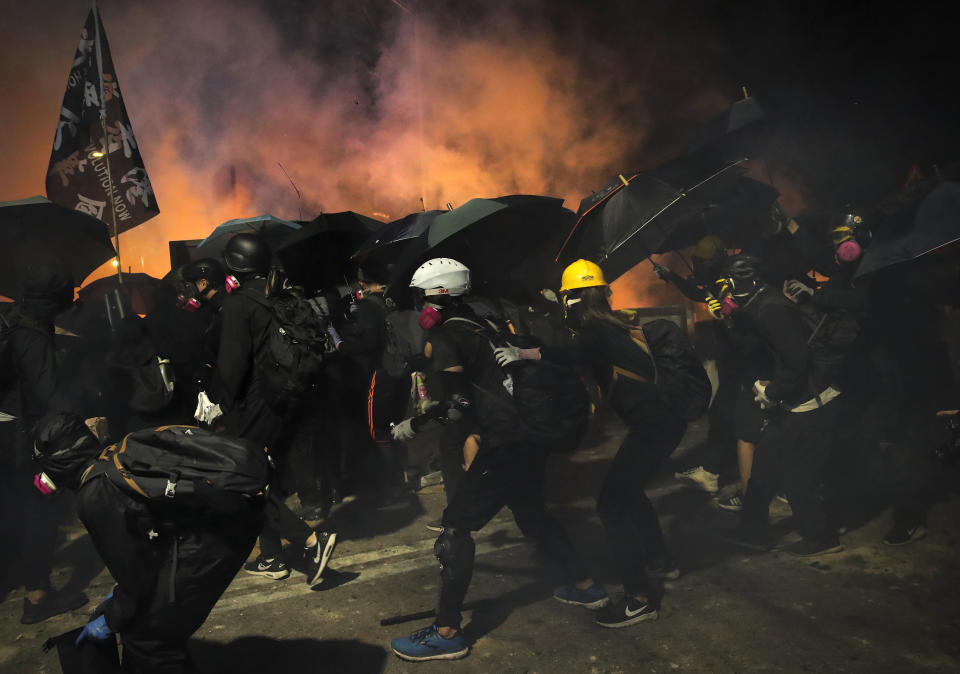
[720,296,739,316]
[225,275,240,294]
[835,240,862,264]
[33,472,57,495]
[418,305,442,330]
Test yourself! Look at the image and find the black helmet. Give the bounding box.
[722,254,762,299]
[183,257,226,287]
[223,234,270,274]
[32,413,101,491]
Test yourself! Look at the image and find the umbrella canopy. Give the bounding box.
[352,210,444,262]
[0,196,116,297]
[856,182,960,278]
[557,161,778,282]
[191,214,302,262]
[388,195,571,302]
[681,94,767,167]
[276,211,385,291]
[78,272,165,315]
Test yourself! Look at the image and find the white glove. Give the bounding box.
[753,380,775,410]
[391,418,417,442]
[194,391,223,425]
[784,280,814,302]
[327,325,343,350]
[494,345,523,367]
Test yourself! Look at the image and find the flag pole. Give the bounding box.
[92,0,123,283]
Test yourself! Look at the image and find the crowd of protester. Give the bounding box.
[1,176,959,668]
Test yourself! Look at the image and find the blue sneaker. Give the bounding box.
[391,623,469,662]
[553,583,610,609]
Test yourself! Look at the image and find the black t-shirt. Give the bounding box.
[429,307,522,448]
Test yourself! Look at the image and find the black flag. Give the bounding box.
[46,7,159,235]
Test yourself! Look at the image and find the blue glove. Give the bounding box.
[75,614,113,646]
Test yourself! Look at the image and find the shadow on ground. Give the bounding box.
[190,637,388,674]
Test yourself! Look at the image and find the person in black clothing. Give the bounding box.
[31,413,263,673]
[0,252,88,624]
[199,234,336,586]
[332,262,414,509]
[721,255,846,557]
[389,258,598,662]
[503,259,688,628]
[180,257,227,392]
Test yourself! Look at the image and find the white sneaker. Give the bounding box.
[673,466,719,493]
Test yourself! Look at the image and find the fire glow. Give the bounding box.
[0,1,800,308]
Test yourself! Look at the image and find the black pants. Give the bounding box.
[598,412,686,597]
[0,423,61,593]
[743,401,842,545]
[436,442,589,628]
[258,423,313,559]
[120,516,260,673]
[437,419,471,501]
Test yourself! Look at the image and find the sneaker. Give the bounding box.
[883,523,926,546]
[646,558,681,581]
[781,539,844,557]
[425,519,444,532]
[243,555,290,580]
[718,491,744,512]
[304,531,338,587]
[391,624,469,662]
[775,493,790,505]
[724,525,774,552]
[673,466,719,493]
[20,589,88,625]
[596,596,658,628]
[553,583,610,609]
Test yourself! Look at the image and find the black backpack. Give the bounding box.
[242,288,329,411]
[362,294,426,378]
[445,317,590,453]
[629,319,712,422]
[80,425,271,516]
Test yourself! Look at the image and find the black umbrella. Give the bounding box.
[352,210,444,263]
[388,195,571,302]
[856,182,960,278]
[0,196,115,297]
[682,93,767,164]
[78,272,165,315]
[276,211,385,291]
[557,160,777,281]
[191,214,302,263]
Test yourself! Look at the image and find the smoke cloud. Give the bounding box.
[1,0,736,304]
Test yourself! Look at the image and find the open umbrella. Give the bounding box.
[388,195,571,301]
[557,161,778,281]
[191,214,302,262]
[856,182,960,277]
[352,210,444,263]
[682,94,765,156]
[78,272,165,315]
[0,196,115,297]
[276,211,385,291]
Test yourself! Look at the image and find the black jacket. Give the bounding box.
[208,279,272,411]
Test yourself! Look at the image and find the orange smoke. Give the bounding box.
[0,2,731,299]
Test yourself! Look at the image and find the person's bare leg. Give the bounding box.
[737,439,755,494]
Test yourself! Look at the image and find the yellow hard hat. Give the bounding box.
[560,259,607,292]
[693,235,726,260]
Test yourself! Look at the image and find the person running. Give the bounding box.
[389,258,602,662]
[498,259,692,627]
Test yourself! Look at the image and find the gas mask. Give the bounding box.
[418,303,443,330]
[224,275,241,294]
[33,471,57,495]
[176,284,203,312]
[832,214,871,265]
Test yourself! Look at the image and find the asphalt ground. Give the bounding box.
[2,417,959,673]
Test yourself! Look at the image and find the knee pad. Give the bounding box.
[434,527,474,582]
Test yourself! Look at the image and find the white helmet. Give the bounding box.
[409,258,471,297]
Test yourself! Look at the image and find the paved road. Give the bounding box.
[2,420,959,673]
